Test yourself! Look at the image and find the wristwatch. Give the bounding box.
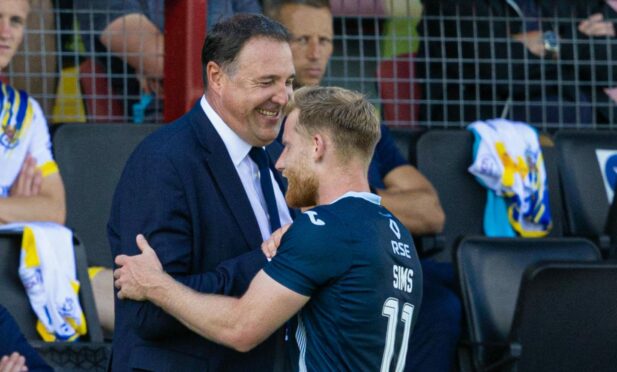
[543,31,560,58]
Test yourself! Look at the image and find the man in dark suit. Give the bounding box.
[107,14,295,371]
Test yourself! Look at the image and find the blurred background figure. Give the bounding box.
[419,0,617,128]
[74,0,262,124]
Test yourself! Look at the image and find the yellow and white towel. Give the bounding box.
[468,119,552,237]
[0,222,87,341]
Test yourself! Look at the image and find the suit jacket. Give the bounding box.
[108,102,288,371]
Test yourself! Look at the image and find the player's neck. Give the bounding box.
[316,164,370,205]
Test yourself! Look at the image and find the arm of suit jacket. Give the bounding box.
[132,249,267,340]
[109,142,266,340]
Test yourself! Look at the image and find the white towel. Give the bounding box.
[468,119,552,237]
[1,222,87,341]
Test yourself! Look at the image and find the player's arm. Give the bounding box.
[0,159,65,224]
[376,165,445,235]
[100,13,164,94]
[115,235,308,352]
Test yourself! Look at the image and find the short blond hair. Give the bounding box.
[286,86,381,163]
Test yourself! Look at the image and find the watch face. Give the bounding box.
[543,31,560,54]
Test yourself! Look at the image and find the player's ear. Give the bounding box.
[312,133,326,161]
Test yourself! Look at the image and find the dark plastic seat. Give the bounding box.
[0,231,110,370]
[389,127,426,166]
[0,231,102,342]
[606,183,617,254]
[555,130,617,257]
[416,130,565,262]
[53,123,163,268]
[456,237,600,371]
[510,262,617,372]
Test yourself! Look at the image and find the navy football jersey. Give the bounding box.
[264,192,423,371]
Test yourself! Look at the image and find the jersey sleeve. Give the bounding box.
[264,210,352,297]
[27,98,57,177]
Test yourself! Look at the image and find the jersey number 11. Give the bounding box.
[380,297,414,372]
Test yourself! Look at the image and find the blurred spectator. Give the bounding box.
[8,0,56,117]
[74,0,164,122]
[0,0,65,226]
[0,2,67,367]
[419,0,617,127]
[74,0,262,123]
[207,0,262,31]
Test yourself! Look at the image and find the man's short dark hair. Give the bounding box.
[201,13,291,88]
[265,0,331,20]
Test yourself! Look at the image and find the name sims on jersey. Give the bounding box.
[393,265,414,293]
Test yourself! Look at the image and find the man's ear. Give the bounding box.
[312,133,327,161]
[207,61,224,94]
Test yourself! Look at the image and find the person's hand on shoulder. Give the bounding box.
[261,224,291,260]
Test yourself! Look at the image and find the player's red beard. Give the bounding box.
[285,164,318,209]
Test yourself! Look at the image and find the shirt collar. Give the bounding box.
[200,95,252,166]
[331,191,381,205]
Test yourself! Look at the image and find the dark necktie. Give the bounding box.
[249,147,282,232]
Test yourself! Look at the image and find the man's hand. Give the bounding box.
[579,13,615,37]
[114,234,164,301]
[512,30,547,57]
[10,154,42,197]
[137,76,164,96]
[261,223,291,260]
[0,352,27,372]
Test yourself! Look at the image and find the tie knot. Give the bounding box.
[249,147,269,169]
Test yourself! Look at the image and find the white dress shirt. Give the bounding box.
[201,96,292,241]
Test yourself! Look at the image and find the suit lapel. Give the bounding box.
[188,103,263,249]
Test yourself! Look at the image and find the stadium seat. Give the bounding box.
[455,237,601,371]
[53,123,163,268]
[510,262,617,372]
[555,130,617,257]
[606,184,617,254]
[0,231,102,342]
[388,127,426,166]
[416,130,565,262]
[0,231,110,370]
[376,53,421,127]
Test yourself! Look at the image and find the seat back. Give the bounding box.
[511,262,617,372]
[388,127,425,165]
[456,237,600,370]
[417,130,483,261]
[377,53,421,127]
[606,184,617,253]
[417,130,565,262]
[0,231,103,342]
[555,130,617,238]
[53,123,163,267]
